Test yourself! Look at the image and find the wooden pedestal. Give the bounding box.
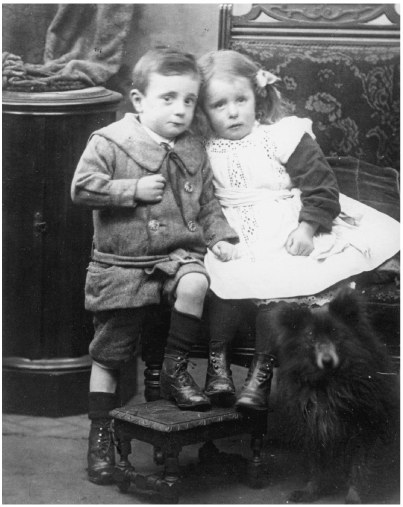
[3,87,124,416]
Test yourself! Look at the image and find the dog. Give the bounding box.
[271,288,399,504]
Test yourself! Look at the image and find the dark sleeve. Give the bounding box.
[286,133,341,230]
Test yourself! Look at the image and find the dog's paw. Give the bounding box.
[345,486,361,504]
[288,489,319,503]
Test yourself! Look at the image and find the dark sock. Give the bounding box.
[255,304,278,356]
[88,392,119,420]
[208,293,245,345]
[165,307,201,355]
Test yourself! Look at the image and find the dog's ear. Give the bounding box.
[272,304,312,334]
[328,288,363,326]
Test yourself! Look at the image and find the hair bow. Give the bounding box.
[255,69,280,88]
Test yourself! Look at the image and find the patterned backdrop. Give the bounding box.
[231,40,400,171]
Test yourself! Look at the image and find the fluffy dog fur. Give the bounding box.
[271,288,399,504]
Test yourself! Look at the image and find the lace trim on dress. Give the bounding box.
[205,125,290,190]
[228,146,247,189]
[205,124,296,262]
[253,282,356,307]
[236,206,258,262]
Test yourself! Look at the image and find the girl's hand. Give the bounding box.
[135,174,166,202]
[285,221,318,256]
[211,241,240,261]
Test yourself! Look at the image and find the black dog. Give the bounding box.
[272,288,399,504]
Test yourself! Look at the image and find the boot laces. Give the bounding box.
[166,354,197,385]
[178,358,197,386]
[96,422,113,455]
[247,360,272,382]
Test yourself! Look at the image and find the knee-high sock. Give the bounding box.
[255,305,278,356]
[208,293,245,345]
[88,392,118,420]
[165,307,201,354]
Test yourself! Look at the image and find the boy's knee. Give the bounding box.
[176,272,209,301]
[89,341,126,370]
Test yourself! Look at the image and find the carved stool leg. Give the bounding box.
[246,435,264,488]
[159,449,182,504]
[144,362,163,402]
[246,409,268,489]
[113,423,174,499]
[114,430,134,494]
[153,446,165,465]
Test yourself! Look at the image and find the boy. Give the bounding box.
[71,47,239,485]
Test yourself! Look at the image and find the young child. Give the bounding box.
[71,47,239,485]
[196,50,400,410]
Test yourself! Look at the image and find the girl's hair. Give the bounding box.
[132,47,200,94]
[195,50,291,136]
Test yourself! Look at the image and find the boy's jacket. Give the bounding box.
[72,113,238,262]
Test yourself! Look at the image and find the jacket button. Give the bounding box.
[188,221,196,232]
[149,220,160,231]
[184,182,193,193]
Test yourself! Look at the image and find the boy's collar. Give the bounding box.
[141,124,176,149]
[93,114,199,175]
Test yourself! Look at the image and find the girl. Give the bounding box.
[196,50,400,410]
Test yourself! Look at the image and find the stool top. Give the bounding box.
[111,399,243,433]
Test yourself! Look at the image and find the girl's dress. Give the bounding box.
[204,117,400,303]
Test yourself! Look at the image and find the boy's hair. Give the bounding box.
[196,50,291,136]
[132,47,200,93]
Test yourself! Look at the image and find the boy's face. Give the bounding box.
[130,72,200,140]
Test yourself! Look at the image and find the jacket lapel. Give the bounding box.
[91,113,201,175]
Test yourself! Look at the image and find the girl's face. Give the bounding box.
[203,75,256,140]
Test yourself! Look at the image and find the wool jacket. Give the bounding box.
[72,113,239,262]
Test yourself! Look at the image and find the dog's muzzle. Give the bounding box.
[315,341,339,369]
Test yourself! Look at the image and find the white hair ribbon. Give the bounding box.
[255,69,280,88]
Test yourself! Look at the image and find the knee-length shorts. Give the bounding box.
[87,258,209,369]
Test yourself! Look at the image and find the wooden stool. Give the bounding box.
[111,399,268,503]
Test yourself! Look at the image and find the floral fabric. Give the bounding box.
[232,40,400,171]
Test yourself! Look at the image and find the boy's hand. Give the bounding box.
[135,174,166,202]
[211,241,241,261]
[285,221,318,256]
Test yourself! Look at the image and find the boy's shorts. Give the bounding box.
[85,254,209,313]
[87,256,209,369]
[91,306,159,370]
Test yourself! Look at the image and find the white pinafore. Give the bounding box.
[204,117,400,303]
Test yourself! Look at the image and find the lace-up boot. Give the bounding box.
[160,349,211,410]
[204,341,236,406]
[235,353,276,411]
[87,418,115,484]
[87,392,117,484]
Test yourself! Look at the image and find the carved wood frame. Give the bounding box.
[219,3,400,49]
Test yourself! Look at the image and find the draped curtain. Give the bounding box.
[3,4,134,92]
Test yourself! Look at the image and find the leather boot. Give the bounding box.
[160,351,211,410]
[87,418,115,484]
[235,353,276,411]
[204,341,236,407]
